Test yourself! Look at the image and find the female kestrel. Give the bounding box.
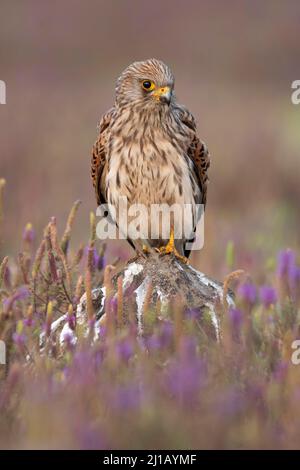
[91,59,210,261]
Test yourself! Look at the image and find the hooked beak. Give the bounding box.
[153,86,171,105]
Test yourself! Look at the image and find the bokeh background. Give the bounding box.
[1,0,300,279]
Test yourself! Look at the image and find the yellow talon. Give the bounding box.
[157,228,188,264]
[142,244,151,255]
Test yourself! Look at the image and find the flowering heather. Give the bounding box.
[237,282,257,305]
[1,203,300,449]
[260,286,277,308]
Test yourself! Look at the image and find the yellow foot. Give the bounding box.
[155,229,189,264]
[142,244,151,256]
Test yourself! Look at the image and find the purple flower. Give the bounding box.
[145,333,161,351]
[69,350,98,386]
[116,338,134,362]
[216,388,245,417]
[23,223,35,244]
[260,286,277,308]
[185,307,201,320]
[88,317,96,329]
[77,425,106,450]
[145,321,173,351]
[167,358,204,404]
[160,321,174,347]
[166,337,205,405]
[246,384,266,415]
[83,246,106,272]
[3,286,29,313]
[112,384,141,410]
[277,249,296,278]
[83,246,98,272]
[179,336,198,360]
[62,331,77,348]
[42,321,51,338]
[12,332,26,347]
[108,296,118,314]
[273,361,288,382]
[92,248,100,270]
[229,307,243,331]
[277,249,300,296]
[238,283,256,305]
[67,314,76,330]
[289,264,300,291]
[97,254,106,271]
[98,324,107,339]
[14,286,29,301]
[23,317,35,327]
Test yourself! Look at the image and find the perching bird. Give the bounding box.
[91,59,210,261]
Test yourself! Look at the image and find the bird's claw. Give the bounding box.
[156,229,188,264]
[158,246,188,264]
[142,244,151,256]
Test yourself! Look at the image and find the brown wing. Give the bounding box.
[91,108,114,206]
[175,105,210,258]
[187,136,210,207]
[176,105,210,208]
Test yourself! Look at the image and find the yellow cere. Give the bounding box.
[153,86,170,101]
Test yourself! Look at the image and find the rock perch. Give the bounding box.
[74,253,235,343]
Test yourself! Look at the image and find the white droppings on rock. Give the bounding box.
[73,287,105,342]
[175,260,185,271]
[93,319,102,342]
[50,314,67,331]
[205,302,221,341]
[189,266,235,308]
[190,266,221,291]
[134,277,150,335]
[122,263,144,289]
[76,293,87,325]
[224,294,235,308]
[39,314,67,347]
[76,287,105,325]
[155,287,170,316]
[99,286,106,312]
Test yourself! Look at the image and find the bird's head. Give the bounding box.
[115,59,175,108]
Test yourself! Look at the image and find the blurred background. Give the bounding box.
[1,0,300,280]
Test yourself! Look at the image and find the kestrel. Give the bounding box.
[91,59,210,261]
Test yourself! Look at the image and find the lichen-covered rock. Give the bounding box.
[41,253,235,349]
[78,253,234,341]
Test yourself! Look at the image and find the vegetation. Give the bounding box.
[1,188,300,449]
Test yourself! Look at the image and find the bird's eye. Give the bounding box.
[142,80,155,91]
